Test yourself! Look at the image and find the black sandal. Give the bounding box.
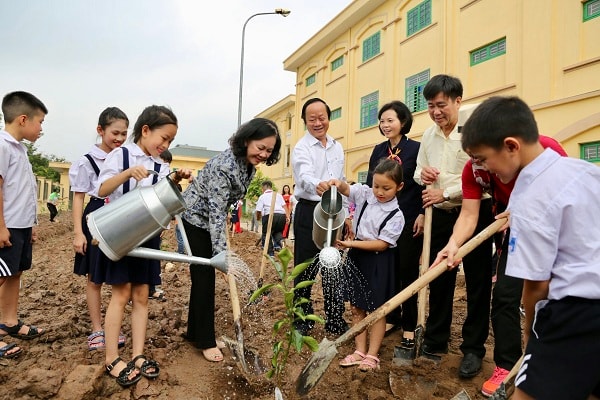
[105,357,141,387]
[0,320,44,340]
[132,354,160,379]
[401,337,415,349]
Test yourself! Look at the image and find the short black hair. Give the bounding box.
[423,74,463,101]
[2,91,48,123]
[229,118,281,166]
[378,101,413,136]
[301,98,331,123]
[461,96,539,151]
[262,180,273,189]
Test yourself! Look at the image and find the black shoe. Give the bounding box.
[324,321,349,335]
[422,343,448,356]
[459,353,482,378]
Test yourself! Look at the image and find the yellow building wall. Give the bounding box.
[272,0,600,184]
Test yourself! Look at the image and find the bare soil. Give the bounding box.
[0,212,498,399]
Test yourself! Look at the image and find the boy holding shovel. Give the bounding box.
[459,96,600,400]
[433,128,566,396]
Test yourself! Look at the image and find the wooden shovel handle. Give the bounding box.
[417,185,433,325]
[259,190,278,280]
[334,217,507,347]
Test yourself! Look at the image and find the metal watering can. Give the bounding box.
[312,186,345,268]
[86,171,229,273]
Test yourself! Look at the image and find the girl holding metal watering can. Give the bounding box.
[96,105,191,387]
[329,158,405,372]
[180,118,281,363]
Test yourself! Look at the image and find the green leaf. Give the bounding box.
[292,329,304,352]
[277,247,293,270]
[248,284,275,303]
[291,280,316,290]
[304,314,326,324]
[302,336,320,352]
[290,259,314,279]
[273,320,285,333]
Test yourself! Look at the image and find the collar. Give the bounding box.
[517,148,560,188]
[305,131,335,148]
[433,124,460,140]
[366,191,399,211]
[0,130,20,144]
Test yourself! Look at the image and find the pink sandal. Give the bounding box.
[339,350,366,367]
[359,354,380,371]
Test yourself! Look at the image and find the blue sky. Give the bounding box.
[0,0,351,161]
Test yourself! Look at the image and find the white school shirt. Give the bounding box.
[96,143,169,203]
[506,149,600,300]
[349,184,404,248]
[0,130,37,227]
[256,190,287,216]
[292,131,346,202]
[69,144,108,196]
[413,123,471,209]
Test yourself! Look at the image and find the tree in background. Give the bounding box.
[25,142,64,181]
[245,170,277,203]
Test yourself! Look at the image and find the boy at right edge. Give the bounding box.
[461,96,600,400]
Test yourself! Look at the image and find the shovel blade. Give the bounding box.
[393,345,417,366]
[222,336,267,376]
[295,338,338,396]
[450,389,472,400]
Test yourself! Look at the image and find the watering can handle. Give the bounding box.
[329,185,337,214]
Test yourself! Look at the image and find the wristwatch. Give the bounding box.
[443,189,450,201]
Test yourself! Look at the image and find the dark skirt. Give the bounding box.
[345,246,396,312]
[73,198,105,276]
[90,234,161,286]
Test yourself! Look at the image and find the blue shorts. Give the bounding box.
[516,297,600,399]
[0,228,33,276]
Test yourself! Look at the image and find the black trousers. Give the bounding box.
[47,203,58,221]
[387,220,423,332]
[261,213,286,255]
[293,200,346,329]
[424,200,493,358]
[491,228,524,370]
[182,219,217,350]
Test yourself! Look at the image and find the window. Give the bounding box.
[407,0,432,36]
[581,141,600,162]
[306,73,316,87]
[360,91,379,129]
[285,144,291,168]
[331,107,342,121]
[362,31,381,62]
[405,69,430,112]
[470,38,507,66]
[331,55,344,71]
[584,0,600,21]
[357,171,368,184]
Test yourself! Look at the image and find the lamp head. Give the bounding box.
[275,8,291,17]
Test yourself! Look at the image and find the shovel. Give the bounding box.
[394,186,434,365]
[222,228,267,376]
[295,218,507,396]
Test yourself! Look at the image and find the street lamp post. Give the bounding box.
[237,8,290,127]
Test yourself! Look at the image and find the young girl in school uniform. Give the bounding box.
[329,158,405,371]
[69,107,128,351]
[96,105,191,387]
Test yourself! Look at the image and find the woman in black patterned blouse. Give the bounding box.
[181,118,281,362]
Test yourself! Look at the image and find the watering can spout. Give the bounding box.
[125,247,229,274]
[210,251,229,274]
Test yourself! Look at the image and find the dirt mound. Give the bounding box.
[0,212,496,399]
